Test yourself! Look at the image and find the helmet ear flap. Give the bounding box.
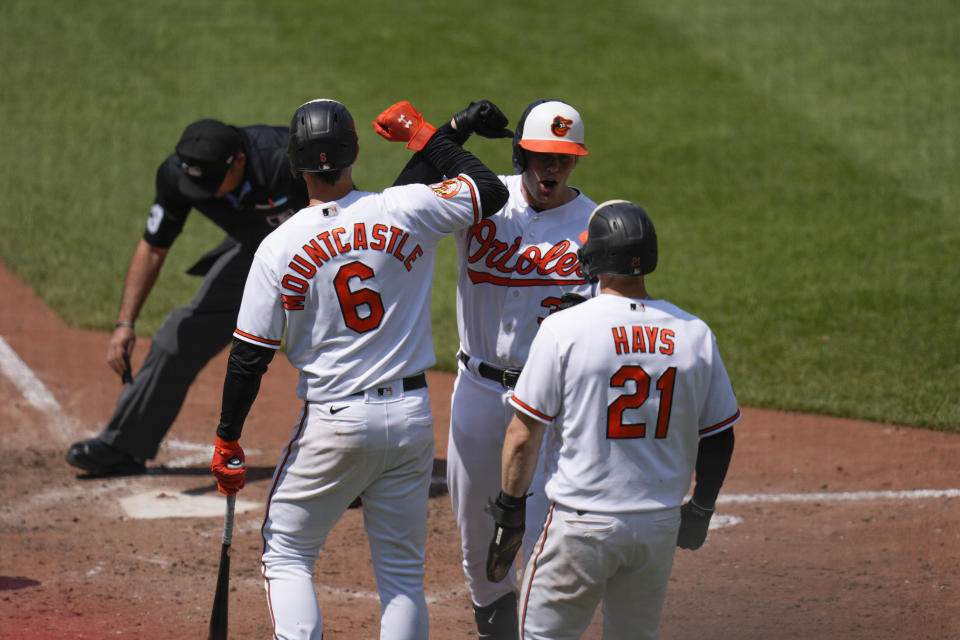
[512,98,555,174]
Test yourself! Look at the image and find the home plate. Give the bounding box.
[709,514,742,530]
[120,490,261,519]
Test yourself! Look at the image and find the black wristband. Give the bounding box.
[497,490,527,510]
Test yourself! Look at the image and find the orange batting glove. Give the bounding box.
[372,101,437,151]
[211,435,246,495]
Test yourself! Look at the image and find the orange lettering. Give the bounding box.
[303,238,329,266]
[644,326,659,353]
[612,326,628,355]
[332,227,351,254]
[281,274,309,294]
[632,326,646,353]
[404,245,423,271]
[353,223,368,250]
[370,224,388,251]
[659,329,675,355]
[282,294,305,310]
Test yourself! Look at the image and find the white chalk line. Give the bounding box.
[719,488,960,504]
[0,335,60,412]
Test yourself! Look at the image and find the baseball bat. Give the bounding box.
[209,457,243,640]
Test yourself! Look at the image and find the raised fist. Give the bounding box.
[453,100,513,139]
[372,101,437,151]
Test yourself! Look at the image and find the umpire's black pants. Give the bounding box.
[98,239,254,459]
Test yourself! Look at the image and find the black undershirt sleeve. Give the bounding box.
[691,427,735,508]
[398,126,507,218]
[393,122,468,187]
[215,338,276,442]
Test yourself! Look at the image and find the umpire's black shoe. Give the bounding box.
[66,437,146,477]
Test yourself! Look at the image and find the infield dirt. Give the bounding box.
[1,261,958,639]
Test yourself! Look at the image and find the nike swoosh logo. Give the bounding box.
[330,405,349,415]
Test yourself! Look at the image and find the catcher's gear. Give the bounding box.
[453,100,513,139]
[485,491,526,582]
[577,200,657,282]
[211,435,246,495]
[556,292,587,312]
[512,99,588,173]
[372,101,437,151]
[287,99,359,174]
[677,500,713,550]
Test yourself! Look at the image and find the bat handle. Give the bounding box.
[222,494,237,546]
[221,457,243,544]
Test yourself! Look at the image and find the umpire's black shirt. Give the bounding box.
[145,125,308,251]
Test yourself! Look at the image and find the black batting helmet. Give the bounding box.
[577,200,657,282]
[512,99,588,173]
[287,99,359,174]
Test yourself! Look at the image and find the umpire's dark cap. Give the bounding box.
[175,119,242,199]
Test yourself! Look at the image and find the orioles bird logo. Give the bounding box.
[551,115,573,137]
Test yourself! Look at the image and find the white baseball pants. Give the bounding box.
[260,384,434,640]
[519,504,681,640]
[447,367,550,608]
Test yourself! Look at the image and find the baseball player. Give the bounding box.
[486,201,739,639]
[66,118,308,476]
[209,98,508,640]
[396,98,598,638]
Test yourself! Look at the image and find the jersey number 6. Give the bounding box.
[607,365,677,439]
[334,261,385,333]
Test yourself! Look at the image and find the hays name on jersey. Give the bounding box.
[611,325,676,356]
[280,223,423,310]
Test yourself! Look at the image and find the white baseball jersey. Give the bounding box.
[509,294,741,514]
[234,176,483,400]
[454,173,597,368]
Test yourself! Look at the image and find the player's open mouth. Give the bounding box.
[539,179,557,192]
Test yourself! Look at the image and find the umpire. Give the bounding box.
[66,119,308,476]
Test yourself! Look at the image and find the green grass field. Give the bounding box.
[1,0,956,430]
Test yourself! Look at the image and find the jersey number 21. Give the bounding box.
[607,365,677,439]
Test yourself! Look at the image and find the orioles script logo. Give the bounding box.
[465,219,587,286]
[551,115,573,137]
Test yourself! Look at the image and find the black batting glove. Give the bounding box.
[453,100,513,139]
[557,292,587,312]
[677,500,714,550]
[485,491,526,582]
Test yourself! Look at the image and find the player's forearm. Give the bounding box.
[216,339,275,442]
[392,122,468,187]
[501,413,546,498]
[691,427,735,508]
[117,239,167,324]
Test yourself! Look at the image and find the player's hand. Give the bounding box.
[452,100,513,139]
[211,436,246,495]
[107,326,136,376]
[677,500,713,550]
[372,101,437,151]
[556,292,587,312]
[485,491,526,582]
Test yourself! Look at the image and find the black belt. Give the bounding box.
[458,351,522,389]
[351,372,427,397]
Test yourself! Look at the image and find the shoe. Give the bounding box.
[65,437,146,477]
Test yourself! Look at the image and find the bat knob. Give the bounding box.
[226,457,244,470]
